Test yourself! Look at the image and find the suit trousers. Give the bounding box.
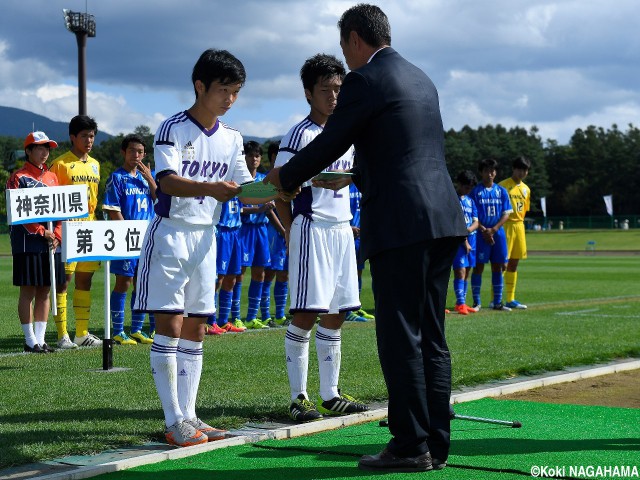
[369,237,460,460]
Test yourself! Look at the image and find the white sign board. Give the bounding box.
[6,185,89,225]
[62,220,148,262]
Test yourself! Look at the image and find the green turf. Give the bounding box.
[95,399,640,480]
[0,255,639,469]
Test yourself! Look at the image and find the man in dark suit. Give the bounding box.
[264,4,467,472]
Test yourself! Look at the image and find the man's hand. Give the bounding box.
[311,176,352,191]
[137,161,154,183]
[264,167,283,190]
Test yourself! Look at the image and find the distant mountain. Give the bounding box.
[0,106,112,144]
[244,135,283,145]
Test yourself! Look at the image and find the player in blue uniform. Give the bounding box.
[103,134,157,344]
[469,159,513,311]
[206,197,247,334]
[261,141,290,326]
[451,170,479,315]
[345,183,372,322]
[239,141,276,329]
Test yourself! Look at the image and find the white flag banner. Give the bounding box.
[62,220,148,262]
[6,185,88,225]
[603,195,613,216]
[540,196,547,218]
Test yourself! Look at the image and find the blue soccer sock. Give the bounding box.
[246,280,263,321]
[358,275,362,292]
[207,293,217,326]
[453,278,466,306]
[130,292,145,333]
[274,280,288,319]
[231,281,242,320]
[218,289,233,325]
[471,273,482,306]
[464,279,469,299]
[110,291,127,336]
[149,313,155,334]
[492,270,504,305]
[260,280,272,320]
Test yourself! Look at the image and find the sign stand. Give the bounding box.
[47,221,57,316]
[103,260,113,370]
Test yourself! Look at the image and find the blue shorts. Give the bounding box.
[111,258,139,277]
[240,224,271,268]
[216,226,242,276]
[354,237,365,271]
[476,227,508,264]
[452,245,476,269]
[267,224,288,271]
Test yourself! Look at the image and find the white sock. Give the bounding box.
[285,324,311,401]
[150,334,182,427]
[34,321,47,345]
[177,338,203,421]
[316,325,342,401]
[22,323,38,348]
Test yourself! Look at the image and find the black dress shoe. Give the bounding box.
[358,448,433,472]
[41,343,56,353]
[432,458,447,470]
[24,344,45,354]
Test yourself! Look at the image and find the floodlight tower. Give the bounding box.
[62,9,96,116]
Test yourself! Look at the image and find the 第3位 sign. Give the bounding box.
[6,185,89,224]
[62,220,149,262]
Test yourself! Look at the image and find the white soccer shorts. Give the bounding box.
[288,216,360,314]
[135,216,217,316]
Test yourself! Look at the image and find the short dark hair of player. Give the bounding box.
[244,140,262,157]
[457,170,477,186]
[338,4,391,48]
[267,141,280,160]
[69,115,98,137]
[300,54,346,93]
[478,158,499,173]
[512,155,531,171]
[121,133,146,153]
[191,49,246,98]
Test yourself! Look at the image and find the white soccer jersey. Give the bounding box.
[154,111,253,226]
[275,116,354,223]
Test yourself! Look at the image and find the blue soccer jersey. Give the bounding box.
[470,183,512,228]
[349,183,361,228]
[218,197,242,229]
[460,195,478,246]
[103,167,155,221]
[240,172,270,225]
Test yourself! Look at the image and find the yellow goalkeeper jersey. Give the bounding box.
[499,177,530,223]
[50,150,100,219]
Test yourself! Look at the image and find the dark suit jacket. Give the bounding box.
[280,47,467,260]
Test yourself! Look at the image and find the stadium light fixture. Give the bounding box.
[62,8,96,116]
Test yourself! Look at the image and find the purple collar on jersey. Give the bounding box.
[184,110,220,137]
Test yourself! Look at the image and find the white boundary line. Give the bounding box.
[29,358,640,480]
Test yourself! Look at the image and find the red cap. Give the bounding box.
[24,131,58,149]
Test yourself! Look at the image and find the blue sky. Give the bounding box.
[1,0,638,144]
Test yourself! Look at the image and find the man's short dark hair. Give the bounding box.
[121,133,146,152]
[192,49,246,98]
[513,155,531,171]
[478,158,499,172]
[69,115,98,137]
[338,3,391,47]
[457,170,477,186]
[244,140,262,157]
[300,54,346,93]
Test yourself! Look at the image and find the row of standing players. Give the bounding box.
[8,124,376,354]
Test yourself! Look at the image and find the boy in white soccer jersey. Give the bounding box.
[103,133,156,345]
[134,49,272,447]
[498,156,532,309]
[275,54,369,422]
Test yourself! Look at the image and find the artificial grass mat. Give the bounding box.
[100,398,640,479]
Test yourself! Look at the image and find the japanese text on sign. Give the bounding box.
[62,220,148,262]
[6,185,89,225]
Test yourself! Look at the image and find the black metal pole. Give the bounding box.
[75,31,87,116]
